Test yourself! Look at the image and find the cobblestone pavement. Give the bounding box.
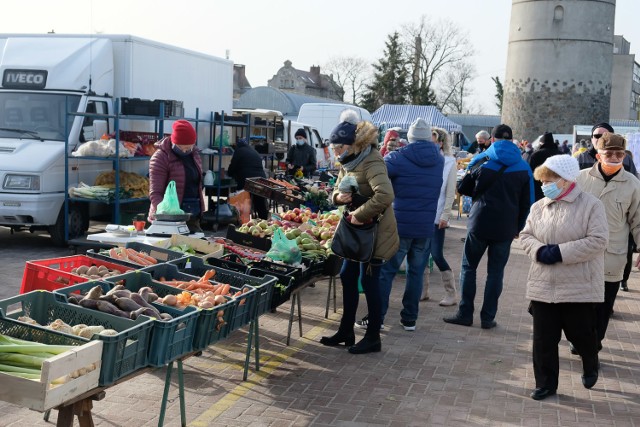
[0,216,639,426]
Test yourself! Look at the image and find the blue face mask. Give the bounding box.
[295,139,305,146]
[541,181,562,199]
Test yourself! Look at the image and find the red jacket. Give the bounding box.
[148,137,204,220]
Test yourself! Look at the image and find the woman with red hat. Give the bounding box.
[379,129,405,157]
[148,119,205,232]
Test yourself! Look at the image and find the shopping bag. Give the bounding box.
[330,212,378,263]
[156,180,184,215]
[266,228,302,265]
[228,190,252,224]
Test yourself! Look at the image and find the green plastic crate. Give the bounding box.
[169,257,276,319]
[133,265,236,348]
[54,277,199,368]
[0,290,153,386]
[138,263,256,332]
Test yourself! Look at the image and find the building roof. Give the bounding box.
[371,104,462,132]
[233,86,342,119]
[445,114,501,127]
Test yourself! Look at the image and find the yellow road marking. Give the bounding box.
[189,317,336,426]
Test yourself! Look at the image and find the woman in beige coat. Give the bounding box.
[320,110,399,354]
[520,155,608,401]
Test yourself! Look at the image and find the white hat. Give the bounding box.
[543,154,580,182]
[407,118,430,142]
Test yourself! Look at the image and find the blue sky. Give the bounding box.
[1,0,638,115]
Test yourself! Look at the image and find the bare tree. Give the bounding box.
[439,61,476,114]
[402,16,474,108]
[324,56,371,105]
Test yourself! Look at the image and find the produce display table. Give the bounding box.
[85,232,202,246]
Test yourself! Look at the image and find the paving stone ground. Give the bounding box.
[0,215,639,426]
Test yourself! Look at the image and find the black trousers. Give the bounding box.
[531,301,599,391]
[596,281,620,343]
[622,234,636,285]
[251,194,269,220]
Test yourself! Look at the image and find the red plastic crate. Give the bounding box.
[20,255,134,294]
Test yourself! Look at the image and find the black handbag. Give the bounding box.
[457,157,507,199]
[330,213,378,263]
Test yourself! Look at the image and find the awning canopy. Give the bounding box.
[372,104,462,132]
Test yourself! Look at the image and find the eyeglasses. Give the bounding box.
[599,150,625,159]
[592,133,603,139]
[389,138,397,142]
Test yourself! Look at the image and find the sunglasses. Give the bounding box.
[592,133,603,139]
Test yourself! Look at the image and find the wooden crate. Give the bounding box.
[0,340,103,411]
[153,234,224,258]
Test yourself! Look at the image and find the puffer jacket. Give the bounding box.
[520,186,608,303]
[466,140,534,241]
[384,140,443,238]
[148,137,205,220]
[332,122,399,261]
[577,165,640,281]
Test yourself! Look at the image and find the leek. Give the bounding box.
[0,344,72,354]
[0,362,41,375]
[0,353,47,369]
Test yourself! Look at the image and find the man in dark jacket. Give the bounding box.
[528,132,561,201]
[286,129,317,178]
[369,118,443,332]
[444,124,534,329]
[227,138,268,219]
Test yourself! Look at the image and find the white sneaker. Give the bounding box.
[354,315,385,330]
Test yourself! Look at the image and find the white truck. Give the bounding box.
[0,34,232,244]
[297,102,372,142]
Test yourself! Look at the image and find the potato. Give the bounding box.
[76,265,89,275]
[86,266,98,276]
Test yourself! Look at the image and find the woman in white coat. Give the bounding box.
[520,155,608,401]
[420,127,458,306]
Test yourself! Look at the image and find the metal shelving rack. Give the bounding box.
[63,100,173,242]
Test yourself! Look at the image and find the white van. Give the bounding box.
[297,103,372,142]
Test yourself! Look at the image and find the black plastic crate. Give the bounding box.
[248,268,293,310]
[226,225,272,252]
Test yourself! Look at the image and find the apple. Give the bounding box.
[293,208,301,214]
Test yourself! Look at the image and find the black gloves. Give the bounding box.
[536,244,562,265]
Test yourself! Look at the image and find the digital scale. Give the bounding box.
[145,219,190,236]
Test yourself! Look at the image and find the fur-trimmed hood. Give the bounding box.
[346,120,379,155]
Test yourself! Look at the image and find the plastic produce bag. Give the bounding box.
[228,190,252,224]
[266,228,302,265]
[156,181,185,215]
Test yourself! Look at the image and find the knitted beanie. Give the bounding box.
[171,120,196,146]
[330,110,360,145]
[407,118,430,142]
[543,154,580,182]
[295,128,306,139]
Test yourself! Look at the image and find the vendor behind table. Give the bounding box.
[227,137,269,219]
[148,120,205,233]
[286,128,317,178]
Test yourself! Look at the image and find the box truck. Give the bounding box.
[0,34,232,244]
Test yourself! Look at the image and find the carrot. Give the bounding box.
[125,248,151,266]
[110,247,125,260]
[198,269,215,282]
[220,284,230,296]
[137,251,158,265]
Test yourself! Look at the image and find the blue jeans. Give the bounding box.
[379,237,431,323]
[458,232,512,323]
[430,224,451,271]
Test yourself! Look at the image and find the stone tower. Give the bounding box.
[502,0,616,142]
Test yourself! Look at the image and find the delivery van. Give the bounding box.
[0,34,232,244]
[297,103,372,142]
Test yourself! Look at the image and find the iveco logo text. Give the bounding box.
[2,70,47,89]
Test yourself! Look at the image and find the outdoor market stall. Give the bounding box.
[0,221,341,426]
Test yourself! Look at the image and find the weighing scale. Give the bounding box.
[145,213,191,236]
